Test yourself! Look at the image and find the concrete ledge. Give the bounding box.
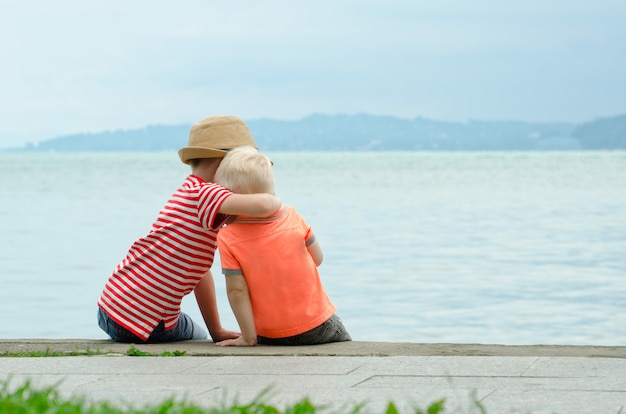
[1,339,625,358]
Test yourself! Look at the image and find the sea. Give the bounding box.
[1,151,625,345]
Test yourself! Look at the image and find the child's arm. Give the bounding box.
[307,238,323,266]
[215,275,258,347]
[194,270,240,342]
[219,193,280,217]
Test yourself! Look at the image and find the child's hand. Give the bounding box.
[215,336,257,347]
[210,328,240,343]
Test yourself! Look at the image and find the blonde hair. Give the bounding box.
[215,146,275,194]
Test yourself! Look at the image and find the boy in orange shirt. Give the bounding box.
[214,146,351,346]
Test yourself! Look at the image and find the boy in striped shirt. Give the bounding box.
[97,116,281,343]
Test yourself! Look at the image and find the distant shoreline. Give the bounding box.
[3,113,625,152]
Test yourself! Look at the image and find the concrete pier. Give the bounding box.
[1,340,625,413]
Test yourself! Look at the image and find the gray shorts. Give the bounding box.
[257,314,351,346]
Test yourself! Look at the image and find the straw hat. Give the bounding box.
[178,115,257,164]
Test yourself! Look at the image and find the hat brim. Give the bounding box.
[178,147,229,164]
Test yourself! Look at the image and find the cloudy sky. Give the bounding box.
[1,0,625,148]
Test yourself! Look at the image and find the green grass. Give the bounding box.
[1,345,187,358]
[0,379,452,414]
[1,347,105,358]
[125,344,186,357]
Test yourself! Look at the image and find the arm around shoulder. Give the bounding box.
[219,193,281,217]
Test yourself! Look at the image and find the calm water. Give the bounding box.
[1,151,625,345]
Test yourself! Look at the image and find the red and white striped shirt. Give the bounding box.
[98,175,232,340]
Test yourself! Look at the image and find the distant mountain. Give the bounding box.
[249,114,578,151]
[21,124,191,152]
[9,113,626,152]
[571,114,626,150]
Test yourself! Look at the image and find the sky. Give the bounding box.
[1,0,625,149]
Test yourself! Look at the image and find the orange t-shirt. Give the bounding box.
[217,205,335,338]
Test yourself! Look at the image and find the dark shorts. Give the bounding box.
[97,307,207,343]
[257,314,351,346]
